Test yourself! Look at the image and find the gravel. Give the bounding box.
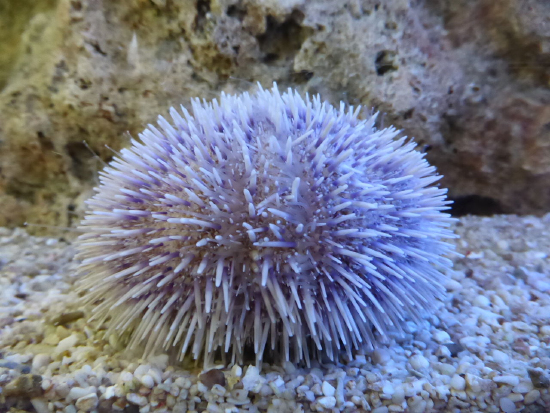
[0,214,550,412]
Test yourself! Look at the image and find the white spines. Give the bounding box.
[76,83,457,367]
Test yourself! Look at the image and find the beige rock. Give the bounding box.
[75,392,98,411]
[1,0,549,231]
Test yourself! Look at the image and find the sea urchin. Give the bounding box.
[76,84,456,366]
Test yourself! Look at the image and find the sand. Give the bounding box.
[0,214,549,412]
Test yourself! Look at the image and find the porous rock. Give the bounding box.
[1,0,549,233]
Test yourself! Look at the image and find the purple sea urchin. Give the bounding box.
[76,84,456,366]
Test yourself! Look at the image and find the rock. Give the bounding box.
[444,342,465,357]
[282,361,296,375]
[382,382,395,396]
[31,354,51,372]
[65,405,78,413]
[30,398,49,413]
[437,363,456,376]
[528,369,550,388]
[491,350,510,365]
[68,386,97,402]
[51,311,85,326]
[450,374,466,391]
[242,366,266,393]
[54,334,80,355]
[3,374,42,397]
[494,375,520,386]
[230,388,249,403]
[473,295,491,308]
[432,330,451,343]
[126,393,148,406]
[0,317,15,328]
[199,368,226,389]
[524,389,540,404]
[317,396,336,409]
[499,396,516,413]
[2,0,550,231]
[372,349,391,365]
[408,398,427,413]
[210,384,226,397]
[75,393,98,412]
[321,381,335,397]
[465,373,483,393]
[42,334,60,346]
[513,380,534,394]
[0,360,19,369]
[148,354,169,370]
[104,386,116,399]
[231,365,242,377]
[140,374,155,389]
[409,354,429,370]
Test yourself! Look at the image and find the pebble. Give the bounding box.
[140,374,155,388]
[438,363,456,376]
[133,364,149,379]
[507,393,523,403]
[54,335,80,355]
[211,384,226,396]
[32,354,51,372]
[230,365,242,377]
[524,389,540,404]
[30,398,49,413]
[51,311,84,326]
[317,396,336,409]
[42,334,60,346]
[528,368,550,387]
[283,361,296,374]
[104,386,115,399]
[465,373,482,392]
[432,330,451,343]
[199,368,226,389]
[494,375,520,386]
[149,354,169,369]
[75,393,98,412]
[450,374,466,391]
[408,397,427,413]
[242,366,266,393]
[68,386,96,401]
[473,295,491,307]
[3,374,42,397]
[372,349,391,365]
[127,393,148,406]
[382,381,395,395]
[120,371,133,382]
[321,381,335,397]
[409,354,429,370]
[491,350,510,365]
[391,385,405,404]
[499,396,516,413]
[148,367,162,384]
[512,380,533,393]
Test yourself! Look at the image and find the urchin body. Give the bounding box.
[77,84,456,365]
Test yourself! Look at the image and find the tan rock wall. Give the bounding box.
[0,0,549,233]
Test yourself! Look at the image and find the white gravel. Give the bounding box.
[0,214,550,412]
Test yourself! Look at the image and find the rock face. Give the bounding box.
[0,0,548,231]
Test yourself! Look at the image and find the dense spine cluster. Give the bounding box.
[76,84,456,366]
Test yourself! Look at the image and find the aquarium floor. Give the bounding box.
[0,215,549,413]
